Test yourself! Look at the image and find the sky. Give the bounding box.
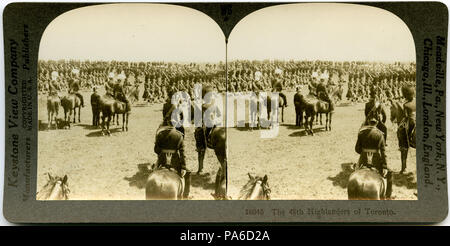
[228,3,416,62]
[39,3,416,63]
[39,3,226,62]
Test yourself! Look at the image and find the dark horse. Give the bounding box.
[301,92,334,135]
[348,168,392,200]
[97,93,130,135]
[46,94,61,130]
[61,93,82,124]
[238,173,271,200]
[36,173,70,200]
[146,166,186,200]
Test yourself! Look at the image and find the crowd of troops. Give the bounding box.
[39,59,415,104]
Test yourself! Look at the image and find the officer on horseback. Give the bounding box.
[355,112,388,177]
[68,78,85,107]
[272,72,288,107]
[154,113,191,199]
[364,88,387,143]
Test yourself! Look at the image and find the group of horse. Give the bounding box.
[46,88,138,135]
[42,84,413,201]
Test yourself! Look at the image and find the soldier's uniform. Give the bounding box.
[364,96,387,143]
[69,79,84,107]
[90,87,101,126]
[272,78,288,107]
[293,88,303,127]
[355,121,388,175]
[194,85,218,173]
[154,123,190,199]
[397,86,416,173]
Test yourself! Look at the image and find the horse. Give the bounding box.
[98,93,131,135]
[46,95,60,130]
[238,173,270,200]
[36,173,70,200]
[347,168,392,200]
[61,93,82,124]
[146,167,186,200]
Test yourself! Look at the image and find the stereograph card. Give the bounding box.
[1,1,448,223]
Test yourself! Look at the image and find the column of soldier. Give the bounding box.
[38,60,416,103]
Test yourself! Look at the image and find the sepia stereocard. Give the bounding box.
[36,3,417,201]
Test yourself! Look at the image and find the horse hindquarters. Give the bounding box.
[348,170,383,200]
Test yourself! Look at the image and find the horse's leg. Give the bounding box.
[101,114,105,135]
[78,106,81,123]
[281,106,284,123]
[400,148,408,173]
[122,113,125,131]
[319,113,323,125]
[213,153,227,199]
[47,111,51,130]
[325,113,328,131]
[107,115,111,136]
[310,113,315,136]
[329,112,332,131]
[126,113,129,131]
[73,108,76,123]
[197,149,206,174]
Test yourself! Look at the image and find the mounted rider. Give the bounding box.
[113,79,131,112]
[355,112,389,178]
[364,88,387,143]
[68,78,85,107]
[271,68,288,107]
[154,103,191,199]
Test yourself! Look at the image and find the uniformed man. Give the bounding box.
[154,121,191,199]
[293,86,303,127]
[68,78,85,107]
[398,85,416,174]
[194,85,220,174]
[364,88,388,143]
[355,113,389,177]
[90,87,101,127]
[272,76,288,107]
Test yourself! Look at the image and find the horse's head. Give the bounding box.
[37,173,70,200]
[238,173,271,200]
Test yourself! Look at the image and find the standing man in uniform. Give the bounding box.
[398,85,416,174]
[90,86,101,127]
[293,86,303,127]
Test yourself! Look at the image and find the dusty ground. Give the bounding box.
[227,91,417,200]
[38,90,417,200]
[38,89,221,200]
